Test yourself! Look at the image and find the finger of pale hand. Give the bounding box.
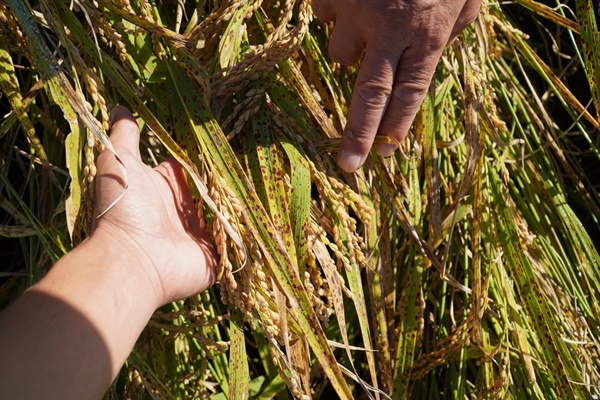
[154,158,204,238]
[328,16,366,66]
[153,160,218,298]
[448,0,482,45]
[375,46,443,156]
[337,46,399,172]
[107,106,142,162]
[311,0,336,22]
[94,106,142,223]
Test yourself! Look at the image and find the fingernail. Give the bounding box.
[337,150,363,173]
[376,143,397,157]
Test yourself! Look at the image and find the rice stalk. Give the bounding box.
[1,0,599,399]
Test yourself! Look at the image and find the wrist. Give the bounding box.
[43,229,162,368]
[35,229,163,321]
[87,222,166,308]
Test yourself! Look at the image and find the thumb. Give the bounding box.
[108,106,141,161]
[92,106,140,222]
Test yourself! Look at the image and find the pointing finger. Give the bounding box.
[375,44,443,155]
[337,45,400,172]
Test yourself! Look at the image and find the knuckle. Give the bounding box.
[392,80,429,110]
[417,23,452,49]
[403,8,457,49]
[344,125,375,150]
[356,81,392,108]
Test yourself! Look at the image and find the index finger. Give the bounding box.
[337,46,400,172]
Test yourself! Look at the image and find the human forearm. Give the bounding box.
[0,106,216,399]
[0,233,159,399]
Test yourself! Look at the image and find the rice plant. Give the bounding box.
[1,0,599,398]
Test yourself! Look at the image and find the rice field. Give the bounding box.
[1,0,599,398]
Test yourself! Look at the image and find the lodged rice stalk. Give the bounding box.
[1,0,599,398]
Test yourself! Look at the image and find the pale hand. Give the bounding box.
[0,106,219,400]
[312,0,482,172]
[94,106,217,306]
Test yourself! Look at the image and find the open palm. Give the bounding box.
[93,106,217,306]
